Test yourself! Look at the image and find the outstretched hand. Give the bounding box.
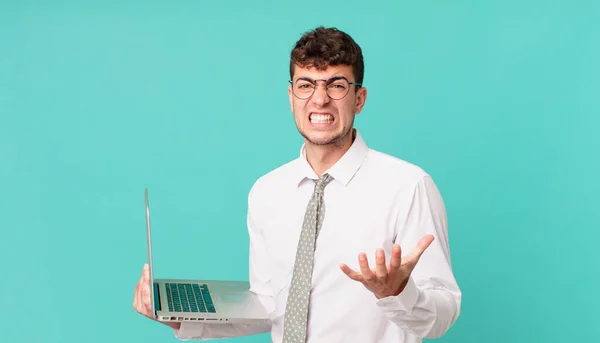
[339,234,435,299]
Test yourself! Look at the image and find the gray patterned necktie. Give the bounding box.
[282,173,333,343]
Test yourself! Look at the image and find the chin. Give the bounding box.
[303,131,345,146]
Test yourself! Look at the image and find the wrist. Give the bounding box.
[375,278,410,299]
[164,321,181,330]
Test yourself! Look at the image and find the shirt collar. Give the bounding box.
[295,129,369,187]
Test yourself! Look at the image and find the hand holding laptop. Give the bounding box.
[132,189,269,326]
[132,263,181,329]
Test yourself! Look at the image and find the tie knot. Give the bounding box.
[314,173,333,195]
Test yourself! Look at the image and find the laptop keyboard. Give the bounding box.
[165,283,216,313]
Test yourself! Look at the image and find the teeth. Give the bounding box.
[310,114,333,123]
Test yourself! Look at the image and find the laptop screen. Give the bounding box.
[144,188,156,318]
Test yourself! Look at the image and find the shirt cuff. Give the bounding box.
[376,276,419,313]
[172,322,203,340]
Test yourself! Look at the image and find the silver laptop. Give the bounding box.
[144,188,270,324]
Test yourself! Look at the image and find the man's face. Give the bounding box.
[288,64,367,147]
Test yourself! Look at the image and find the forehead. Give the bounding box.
[292,64,354,80]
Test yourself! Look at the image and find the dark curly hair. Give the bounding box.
[289,26,364,86]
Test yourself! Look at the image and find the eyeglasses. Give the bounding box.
[289,76,362,100]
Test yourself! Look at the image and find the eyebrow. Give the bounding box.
[294,75,348,83]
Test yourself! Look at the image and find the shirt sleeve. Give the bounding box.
[172,184,275,340]
[376,175,462,338]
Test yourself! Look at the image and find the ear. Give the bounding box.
[354,86,367,114]
[288,84,294,112]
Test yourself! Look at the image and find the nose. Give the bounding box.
[311,83,330,106]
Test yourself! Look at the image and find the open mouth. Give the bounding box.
[310,113,334,124]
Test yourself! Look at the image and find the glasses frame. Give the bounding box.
[289,76,362,100]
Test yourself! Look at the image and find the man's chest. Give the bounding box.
[256,187,403,294]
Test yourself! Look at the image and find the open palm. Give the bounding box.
[339,234,434,299]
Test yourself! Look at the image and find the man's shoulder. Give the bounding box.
[248,157,301,199]
[366,148,430,183]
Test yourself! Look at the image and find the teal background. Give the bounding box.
[1,1,598,342]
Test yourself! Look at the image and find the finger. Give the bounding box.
[143,282,152,313]
[339,263,363,282]
[358,253,375,282]
[389,244,402,271]
[142,264,149,284]
[133,274,143,310]
[134,291,142,314]
[405,234,435,265]
[133,288,139,309]
[136,293,145,315]
[374,249,387,280]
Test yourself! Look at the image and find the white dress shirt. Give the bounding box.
[174,129,461,342]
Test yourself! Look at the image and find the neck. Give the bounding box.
[305,129,355,177]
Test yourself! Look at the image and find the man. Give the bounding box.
[133,26,461,342]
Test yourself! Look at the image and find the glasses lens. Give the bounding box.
[326,79,349,99]
[294,80,315,99]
